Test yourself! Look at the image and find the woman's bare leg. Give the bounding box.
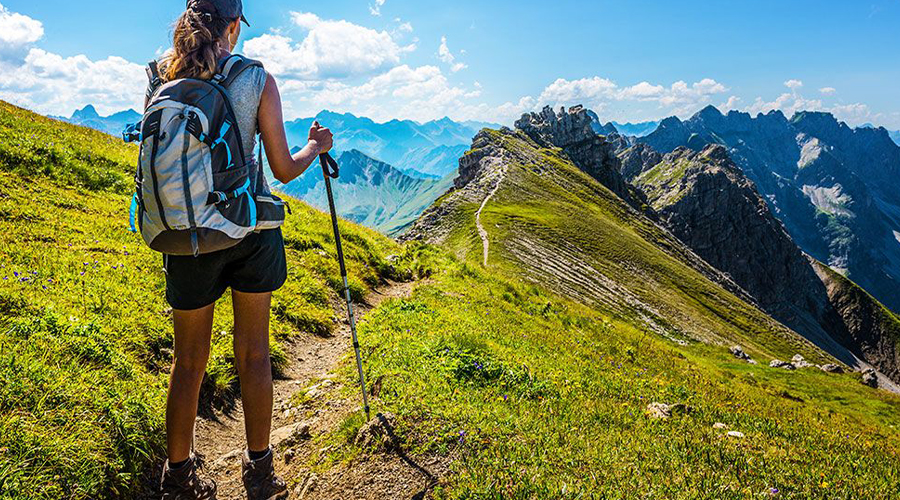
[232,290,274,452]
[167,304,216,463]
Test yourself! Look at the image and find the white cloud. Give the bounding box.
[0,2,43,48]
[369,0,386,16]
[539,77,618,103]
[290,11,321,30]
[438,36,467,73]
[784,79,803,91]
[820,87,837,95]
[243,12,413,80]
[278,64,490,122]
[721,95,742,111]
[536,76,727,113]
[0,48,145,116]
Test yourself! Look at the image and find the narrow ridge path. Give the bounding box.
[475,170,505,267]
[191,280,417,499]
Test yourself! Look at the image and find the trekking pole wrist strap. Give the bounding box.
[320,153,339,179]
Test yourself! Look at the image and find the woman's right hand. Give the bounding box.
[309,121,334,154]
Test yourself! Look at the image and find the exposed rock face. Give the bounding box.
[634,146,835,334]
[618,143,663,182]
[515,105,640,207]
[639,105,900,313]
[632,143,900,386]
[812,260,900,384]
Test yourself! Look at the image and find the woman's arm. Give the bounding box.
[258,73,334,184]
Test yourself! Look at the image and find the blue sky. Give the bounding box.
[1,0,898,127]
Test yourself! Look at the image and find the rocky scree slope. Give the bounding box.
[633,144,900,386]
[405,107,830,360]
[639,106,900,313]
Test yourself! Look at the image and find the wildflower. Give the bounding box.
[13,271,18,277]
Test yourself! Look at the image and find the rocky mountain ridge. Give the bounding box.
[639,105,900,313]
[632,144,899,386]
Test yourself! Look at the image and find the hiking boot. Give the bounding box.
[159,455,217,500]
[242,447,288,500]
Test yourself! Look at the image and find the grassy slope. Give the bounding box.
[434,131,818,360]
[0,101,412,499]
[304,129,900,498]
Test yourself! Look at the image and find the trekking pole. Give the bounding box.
[319,151,371,422]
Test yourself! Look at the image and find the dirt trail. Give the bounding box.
[475,170,505,267]
[190,279,446,499]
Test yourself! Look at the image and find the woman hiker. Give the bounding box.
[152,1,333,498]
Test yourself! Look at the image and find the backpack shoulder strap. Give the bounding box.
[145,60,163,103]
[211,55,264,89]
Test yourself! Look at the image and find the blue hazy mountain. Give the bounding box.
[609,120,660,137]
[273,149,454,235]
[53,105,141,138]
[284,110,495,177]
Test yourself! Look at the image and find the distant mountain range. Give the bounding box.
[609,120,660,137]
[54,106,493,179]
[273,149,454,235]
[637,105,900,313]
[53,105,141,138]
[284,111,497,178]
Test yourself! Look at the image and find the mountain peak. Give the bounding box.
[71,104,99,120]
[695,104,723,120]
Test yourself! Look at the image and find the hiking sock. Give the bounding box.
[168,458,189,470]
[248,448,269,461]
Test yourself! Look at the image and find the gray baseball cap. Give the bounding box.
[187,0,250,26]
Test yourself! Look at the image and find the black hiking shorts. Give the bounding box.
[163,228,287,310]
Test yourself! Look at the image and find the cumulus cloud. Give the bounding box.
[243,12,414,80]
[784,79,803,91]
[0,3,144,116]
[820,87,837,95]
[438,36,467,73]
[0,2,43,48]
[276,64,494,122]
[0,48,145,116]
[536,76,727,112]
[721,95,742,112]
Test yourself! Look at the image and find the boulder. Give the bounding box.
[820,363,844,374]
[645,402,691,420]
[769,360,796,370]
[271,422,312,449]
[791,354,813,369]
[726,431,745,439]
[861,368,878,388]
[730,346,749,360]
[713,422,728,429]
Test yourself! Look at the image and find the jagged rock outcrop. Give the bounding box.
[618,143,662,182]
[638,105,900,313]
[515,105,641,208]
[633,143,900,386]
